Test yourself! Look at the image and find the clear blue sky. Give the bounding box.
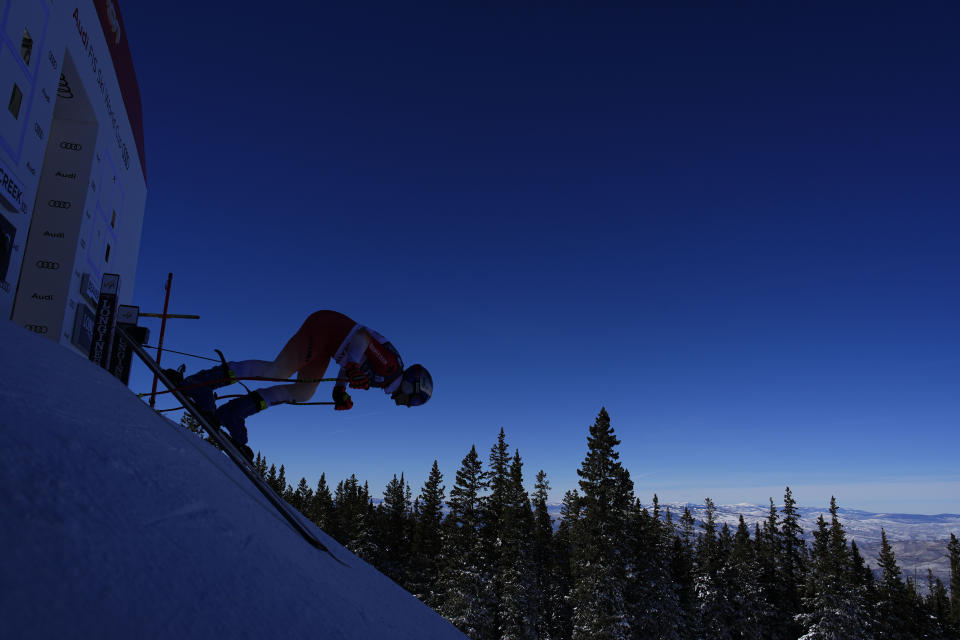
[121,4,959,514]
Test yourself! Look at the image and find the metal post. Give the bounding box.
[149,273,173,407]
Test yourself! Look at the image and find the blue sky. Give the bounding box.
[121,4,959,514]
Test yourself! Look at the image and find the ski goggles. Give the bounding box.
[391,378,429,407]
[391,388,428,407]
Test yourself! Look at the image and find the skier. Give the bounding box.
[173,310,432,459]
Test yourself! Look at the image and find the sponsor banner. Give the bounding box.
[93,0,146,178]
[71,3,141,177]
[0,157,27,214]
[80,272,99,304]
[12,117,97,338]
[116,303,138,324]
[110,304,143,384]
[88,273,119,367]
[71,302,96,352]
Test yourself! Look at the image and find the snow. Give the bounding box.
[0,321,465,639]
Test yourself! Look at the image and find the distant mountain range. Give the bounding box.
[546,502,960,588]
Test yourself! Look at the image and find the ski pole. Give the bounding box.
[138,376,346,397]
[214,392,338,406]
[143,345,221,362]
[155,400,335,410]
[238,376,347,384]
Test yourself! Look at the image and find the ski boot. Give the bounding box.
[218,430,255,464]
[216,391,265,463]
[178,361,234,417]
[162,364,187,386]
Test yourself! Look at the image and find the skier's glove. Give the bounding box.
[344,362,370,390]
[332,386,353,411]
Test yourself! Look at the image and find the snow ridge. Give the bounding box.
[0,321,464,639]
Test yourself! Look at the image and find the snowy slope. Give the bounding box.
[0,321,465,639]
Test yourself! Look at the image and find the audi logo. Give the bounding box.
[48,200,72,209]
[36,260,60,270]
[59,141,82,151]
[24,324,48,334]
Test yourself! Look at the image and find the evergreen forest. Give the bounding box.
[182,408,960,640]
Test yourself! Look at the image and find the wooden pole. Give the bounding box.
[149,273,173,407]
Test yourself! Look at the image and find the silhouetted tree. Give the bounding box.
[569,408,632,640]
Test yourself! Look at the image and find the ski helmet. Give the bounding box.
[391,364,432,407]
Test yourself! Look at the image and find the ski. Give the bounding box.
[116,326,346,564]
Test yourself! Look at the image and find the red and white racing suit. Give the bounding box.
[227,310,403,406]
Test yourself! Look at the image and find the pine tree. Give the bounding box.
[550,489,580,640]
[625,497,682,640]
[656,502,688,640]
[266,464,278,493]
[331,476,351,544]
[484,428,513,637]
[332,474,377,561]
[254,452,267,478]
[949,533,960,634]
[290,477,313,514]
[180,412,203,436]
[796,499,875,639]
[486,428,512,530]
[694,498,736,640]
[410,460,445,608]
[850,539,876,594]
[826,497,849,571]
[436,445,493,639]
[697,498,721,572]
[779,486,807,640]
[924,570,953,639]
[377,472,412,587]
[907,573,945,640]
[829,497,875,636]
[754,497,786,640]
[798,515,832,636]
[496,450,536,640]
[270,464,287,496]
[875,528,911,639]
[531,470,556,640]
[309,473,334,529]
[358,480,379,561]
[726,514,770,637]
[477,430,537,639]
[179,412,224,451]
[569,408,632,640]
[669,507,699,639]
